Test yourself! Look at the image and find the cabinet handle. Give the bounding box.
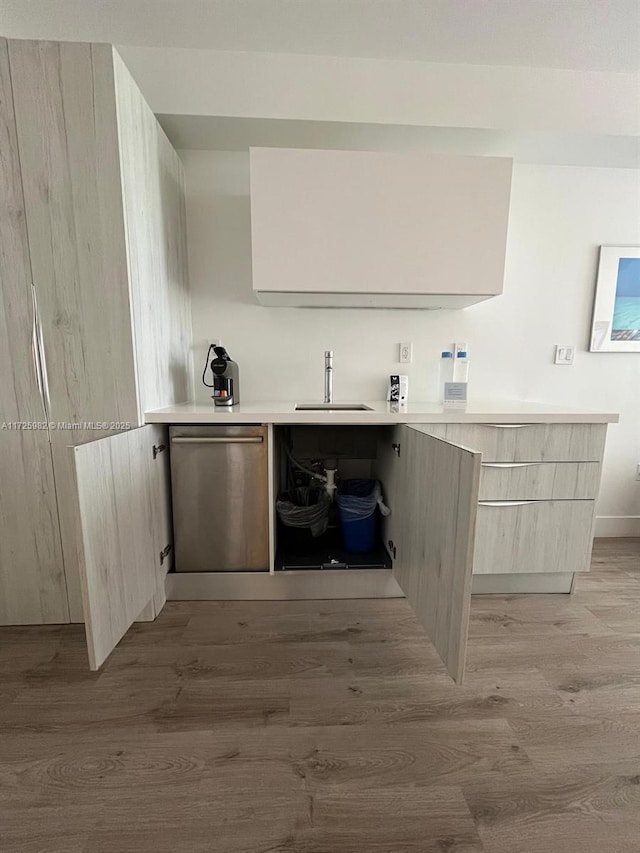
[30,283,51,420]
[31,291,44,410]
[485,423,535,429]
[482,462,543,468]
[171,436,264,445]
[479,500,539,507]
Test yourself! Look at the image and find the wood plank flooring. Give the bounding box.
[0,538,638,853]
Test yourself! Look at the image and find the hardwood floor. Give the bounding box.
[0,538,638,852]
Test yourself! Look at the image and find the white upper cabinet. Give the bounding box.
[250,147,513,309]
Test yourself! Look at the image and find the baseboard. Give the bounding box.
[594,516,640,537]
[166,569,583,601]
[166,569,404,600]
[471,572,574,594]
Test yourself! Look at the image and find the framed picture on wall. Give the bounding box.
[590,246,640,352]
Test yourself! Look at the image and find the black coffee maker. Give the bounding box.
[202,345,240,406]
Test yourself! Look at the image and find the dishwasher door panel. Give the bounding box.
[170,425,269,572]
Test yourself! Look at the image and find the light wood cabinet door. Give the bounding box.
[415,423,606,462]
[474,499,596,575]
[393,426,481,683]
[7,40,142,621]
[478,461,601,501]
[8,40,140,431]
[0,429,68,625]
[0,38,68,625]
[72,425,170,669]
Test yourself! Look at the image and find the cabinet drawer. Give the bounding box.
[420,423,606,462]
[473,499,595,575]
[479,461,600,500]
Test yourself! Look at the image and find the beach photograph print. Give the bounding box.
[590,246,640,352]
[611,256,640,341]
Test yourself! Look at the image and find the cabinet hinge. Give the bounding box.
[153,443,167,459]
[160,544,172,565]
[388,540,397,560]
[392,443,401,457]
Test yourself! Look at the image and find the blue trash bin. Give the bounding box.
[336,479,379,553]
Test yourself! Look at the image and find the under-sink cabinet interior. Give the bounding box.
[272,425,395,572]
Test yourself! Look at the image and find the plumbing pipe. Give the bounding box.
[284,443,327,483]
[324,466,337,500]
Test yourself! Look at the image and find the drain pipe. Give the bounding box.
[324,459,338,501]
[284,444,338,500]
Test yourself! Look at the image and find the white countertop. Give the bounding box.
[144,400,619,425]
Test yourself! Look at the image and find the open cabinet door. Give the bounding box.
[72,425,170,669]
[393,425,481,683]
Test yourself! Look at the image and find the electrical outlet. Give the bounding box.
[554,345,575,365]
[399,342,413,363]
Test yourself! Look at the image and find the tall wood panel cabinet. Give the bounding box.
[0,38,191,629]
[0,40,69,624]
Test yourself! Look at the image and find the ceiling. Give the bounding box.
[2,0,639,73]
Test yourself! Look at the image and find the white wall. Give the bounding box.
[183,149,640,533]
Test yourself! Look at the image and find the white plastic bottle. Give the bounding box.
[453,349,470,384]
[438,351,454,403]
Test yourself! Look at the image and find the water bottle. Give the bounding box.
[453,349,470,384]
[438,351,454,403]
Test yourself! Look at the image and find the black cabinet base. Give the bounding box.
[275,528,391,571]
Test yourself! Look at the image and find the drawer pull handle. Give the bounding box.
[479,500,539,507]
[482,462,542,469]
[486,423,534,429]
[171,436,264,445]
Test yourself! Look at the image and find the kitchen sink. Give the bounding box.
[295,403,373,411]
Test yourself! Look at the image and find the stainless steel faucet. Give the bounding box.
[324,350,333,403]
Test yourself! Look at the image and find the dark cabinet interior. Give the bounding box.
[273,425,394,571]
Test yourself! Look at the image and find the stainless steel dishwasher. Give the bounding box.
[170,425,269,572]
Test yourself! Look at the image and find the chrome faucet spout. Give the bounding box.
[324,351,333,404]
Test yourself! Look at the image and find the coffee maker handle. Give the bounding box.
[202,344,215,387]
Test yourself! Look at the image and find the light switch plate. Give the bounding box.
[399,342,413,363]
[554,345,575,365]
